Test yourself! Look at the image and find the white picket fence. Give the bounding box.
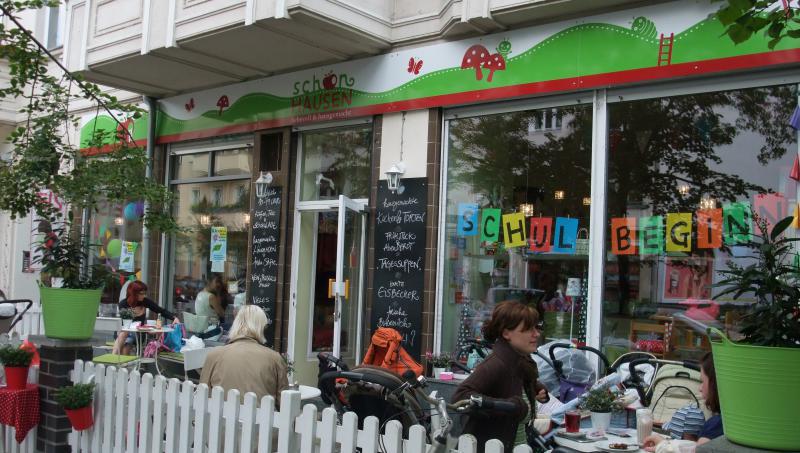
[8,304,44,340]
[69,360,534,453]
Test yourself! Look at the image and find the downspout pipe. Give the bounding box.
[142,96,158,285]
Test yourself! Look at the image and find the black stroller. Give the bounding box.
[317,352,429,437]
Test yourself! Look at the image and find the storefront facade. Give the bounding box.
[78,0,800,384]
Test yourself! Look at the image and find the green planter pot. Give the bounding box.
[39,286,102,340]
[709,328,800,451]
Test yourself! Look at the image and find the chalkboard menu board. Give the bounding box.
[250,186,281,345]
[371,178,427,358]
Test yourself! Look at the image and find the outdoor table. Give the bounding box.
[121,326,174,375]
[0,383,40,443]
[552,427,646,452]
[298,384,321,401]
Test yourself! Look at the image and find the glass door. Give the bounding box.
[332,195,366,361]
[289,197,366,384]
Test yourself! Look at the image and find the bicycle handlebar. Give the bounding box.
[317,352,349,371]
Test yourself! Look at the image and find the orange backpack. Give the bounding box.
[361,327,423,377]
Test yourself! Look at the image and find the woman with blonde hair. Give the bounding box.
[200,305,287,404]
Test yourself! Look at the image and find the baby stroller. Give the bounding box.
[317,328,427,436]
[627,357,708,426]
[538,341,610,402]
[0,291,33,337]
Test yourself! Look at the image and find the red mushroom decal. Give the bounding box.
[216,95,229,115]
[482,53,506,83]
[461,44,490,80]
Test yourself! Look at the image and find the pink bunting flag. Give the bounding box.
[791,155,800,182]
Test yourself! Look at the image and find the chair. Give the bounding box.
[157,346,217,382]
[91,317,137,367]
[629,320,670,358]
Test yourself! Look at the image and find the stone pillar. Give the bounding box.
[29,335,95,453]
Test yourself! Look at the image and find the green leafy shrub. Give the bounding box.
[0,346,34,367]
[579,387,623,413]
[54,383,95,410]
[714,215,800,348]
[119,308,135,320]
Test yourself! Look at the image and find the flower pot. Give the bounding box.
[590,411,611,434]
[64,405,93,431]
[39,286,102,340]
[709,328,800,451]
[4,366,29,390]
[432,367,446,379]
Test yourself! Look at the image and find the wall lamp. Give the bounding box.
[386,162,405,194]
[255,171,273,198]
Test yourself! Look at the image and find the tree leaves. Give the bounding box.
[714,0,800,48]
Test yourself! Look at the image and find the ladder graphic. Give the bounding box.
[658,33,674,66]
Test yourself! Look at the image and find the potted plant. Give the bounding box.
[0,3,179,339]
[579,387,622,434]
[0,346,34,390]
[119,308,135,329]
[54,383,95,431]
[710,215,800,450]
[425,351,451,378]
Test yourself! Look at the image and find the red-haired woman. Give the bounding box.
[452,301,549,451]
[112,281,179,355]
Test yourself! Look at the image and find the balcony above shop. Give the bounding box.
[64,0,665,97]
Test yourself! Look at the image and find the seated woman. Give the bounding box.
[643,352,723,451]
[195,276,228,329]
[112,281,179,355]
[200,305,288,405]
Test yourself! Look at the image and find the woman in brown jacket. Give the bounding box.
[452,301,548,451]
[200,305,288,406]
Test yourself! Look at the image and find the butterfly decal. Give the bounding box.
[185,98,195,112]
[407,57,423,75]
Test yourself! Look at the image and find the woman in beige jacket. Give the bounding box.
[200,305,288,406]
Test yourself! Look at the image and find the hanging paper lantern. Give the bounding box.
[790,155,800,182]
[106,239,122,258]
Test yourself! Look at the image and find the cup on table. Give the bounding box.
[565,410,581,433]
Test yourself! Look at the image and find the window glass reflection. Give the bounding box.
[603,84,797,362]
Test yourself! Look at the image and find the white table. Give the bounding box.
[552,428,647,452]
[121,326,174,375]
[298,384,321,401]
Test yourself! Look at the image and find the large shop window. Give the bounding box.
[169,143,252,320]
[442,105,593,356]
[602,84,798,362]
[89,199,144,313]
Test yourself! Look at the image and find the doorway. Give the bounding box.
[288,123,372,384]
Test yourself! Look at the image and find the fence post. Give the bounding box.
[256,395,275,453]
[457,433,478,453]
[297,403,318,453]
[485,438,505,453]
[360,416,380,453]
[239,393,258,452]
[318,407,337,452]
[339,410,358,453]
[276,390,301,453]
[512,444,533,453]
[382,420,403,453]
[222,389,241,452]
